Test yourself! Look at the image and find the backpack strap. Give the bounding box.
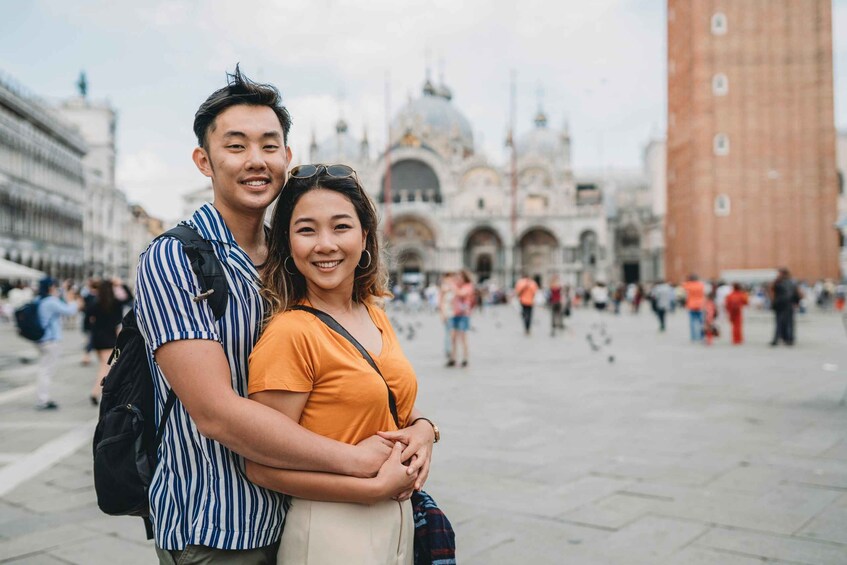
[290,305,400,428]
[156,224,228,321]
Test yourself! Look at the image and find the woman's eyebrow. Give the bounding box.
[293,214,354,225]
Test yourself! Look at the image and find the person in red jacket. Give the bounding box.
[725,283,749,345]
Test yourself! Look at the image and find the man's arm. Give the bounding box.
[245,442,415,504]
[242,388,415,503]
[155,340,391,476]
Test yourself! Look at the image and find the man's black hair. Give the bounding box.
[193,64,292,149]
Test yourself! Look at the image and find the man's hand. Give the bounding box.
[375,442,418,499]
[377,420,434,490]
[353,434,395,478]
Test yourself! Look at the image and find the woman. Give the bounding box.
[548,274,564,336]
[703,288,719,346]
[437,272,455,361]
[447,270,473,367]
[246,164,436,564]
[86,278,127,404]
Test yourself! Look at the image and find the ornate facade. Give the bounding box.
[57,95,136,279]
[312,77,610,288]
[0,73,87,279]
[605,139,666,284]
[837,130,846,280]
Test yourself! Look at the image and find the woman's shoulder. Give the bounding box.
[260,308,326,341]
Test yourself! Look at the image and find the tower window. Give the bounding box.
[714,194,731,217]
[712,73,728,96]
[713,134,730,156]
[711,12,727,35]
[477,198,485,210]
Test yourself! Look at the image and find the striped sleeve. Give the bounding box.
[135,237,221,352]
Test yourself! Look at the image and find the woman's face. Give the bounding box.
[288,188,367,298]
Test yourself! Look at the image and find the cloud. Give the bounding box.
[116,150,200,223]
[16,0,841,222]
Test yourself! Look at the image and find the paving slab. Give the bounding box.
[796,493,847,545]
[1,307,846,562]
[695,526,847,565]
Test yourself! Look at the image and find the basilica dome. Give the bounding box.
[517,111,568,163]
[391,78,474,156]
[310,118,366,164]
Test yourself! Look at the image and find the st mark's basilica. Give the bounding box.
[307,75,610,289]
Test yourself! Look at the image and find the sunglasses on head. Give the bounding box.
[289,163,356,180]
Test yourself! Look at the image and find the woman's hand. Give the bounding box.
[375,442,418,500]
[353,434,395,477]
[377,419,434,491]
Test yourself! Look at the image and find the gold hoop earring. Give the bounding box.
[284,256,297,275]
[357,249,372,269]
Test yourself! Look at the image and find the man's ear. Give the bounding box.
[192,146,213,178]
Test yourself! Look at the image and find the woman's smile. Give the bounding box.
[313,259,343,271]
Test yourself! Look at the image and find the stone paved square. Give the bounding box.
[1,305,846,564]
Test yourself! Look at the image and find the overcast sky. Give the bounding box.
[2,0,846,222]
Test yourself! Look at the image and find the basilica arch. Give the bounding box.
[463,226,504,284]
[578,230,600,287]
[616,224,641,283]
[380,159,442,204]
[517,227,559,285]
[384,214,438,286]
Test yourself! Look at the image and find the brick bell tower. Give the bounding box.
[665,0,840,283]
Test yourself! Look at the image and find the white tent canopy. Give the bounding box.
[0,257,47,281]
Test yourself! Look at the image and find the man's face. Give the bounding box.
[192,104,292,216]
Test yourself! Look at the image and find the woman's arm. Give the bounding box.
[245,390,415,503]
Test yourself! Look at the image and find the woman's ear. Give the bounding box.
[362,230,368,249]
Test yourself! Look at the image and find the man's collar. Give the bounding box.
[188,203,237,246]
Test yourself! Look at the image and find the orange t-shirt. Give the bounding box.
[248,304,417,445]
[515,278,539,306]
[683,280,705,311]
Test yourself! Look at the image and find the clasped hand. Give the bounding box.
[355,422,434,501]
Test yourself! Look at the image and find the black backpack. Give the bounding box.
[92,224,228,539]
[14,298,45,342]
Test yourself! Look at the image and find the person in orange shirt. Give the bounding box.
[683,273,706,342]
[514,272,539,335]
[246,164,439,564]
[725,283,749,344]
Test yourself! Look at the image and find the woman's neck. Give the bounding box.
[306,285,358,317]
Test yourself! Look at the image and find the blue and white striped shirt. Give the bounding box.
[135,203,283,550]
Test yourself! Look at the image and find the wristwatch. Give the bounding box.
[411,417,440,443]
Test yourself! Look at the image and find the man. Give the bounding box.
[35,278,82,409]
[769,267,800,346]
[591,281,610,312]
[715,280,732,323]
[650,279,675,332]
[682,274,705,342]
[514,272,539,335]
[135,67,435,563]
[725,283,749,344]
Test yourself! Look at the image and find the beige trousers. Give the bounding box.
[278,498,413,565]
